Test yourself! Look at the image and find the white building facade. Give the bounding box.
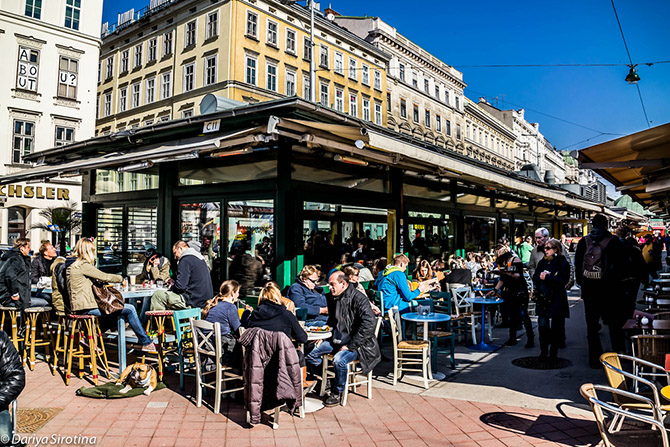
[0,0,102,245]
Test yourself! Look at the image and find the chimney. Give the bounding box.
[324,7,341,17]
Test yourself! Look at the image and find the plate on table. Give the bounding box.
[306,326,331,333]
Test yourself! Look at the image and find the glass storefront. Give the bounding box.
[126,206,158,275]
[7,207,26,245]
[180,202,222,284]
[464,216,495,253]
[96,207,123,274]
[407,211,453,260]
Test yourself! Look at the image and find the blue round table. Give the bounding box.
[465,297,503,351]
[401,312,451,380]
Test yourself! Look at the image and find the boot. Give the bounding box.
[302,366,316,390]
[524,334,534,349]
[504,329,518,346]
[549,346,558,361]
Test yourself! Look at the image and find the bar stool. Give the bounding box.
[65,314,109,385]
[52,311,70,375]
[23,306,54,371]
[144,310,175,382]
[0,306,20,350]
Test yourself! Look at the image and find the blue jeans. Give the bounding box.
[0,409,12,445]
[305,340,334,368]
[305,341,358,393]
[88,304,152,345]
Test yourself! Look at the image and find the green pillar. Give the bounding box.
[157,163,177,256]
[275,142,295,290]
[456,211,465,257]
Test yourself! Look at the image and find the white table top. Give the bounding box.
[306,330,332,341]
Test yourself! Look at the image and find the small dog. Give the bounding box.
[116,363,158,396]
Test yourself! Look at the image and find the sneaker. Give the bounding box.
[142,342,157,352]
[324,392,341,407]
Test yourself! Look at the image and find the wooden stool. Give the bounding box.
[65,314,109,385]
[144,310,175,381]
[0,306,20,350]
[23,306,53,371]
[52,311,70,376]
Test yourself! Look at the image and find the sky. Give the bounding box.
[102,0,670,153]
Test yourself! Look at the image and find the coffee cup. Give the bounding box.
[129,275,136,285]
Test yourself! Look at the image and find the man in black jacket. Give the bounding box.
[0,330,25,446]
[575,214,625,368]
[305,271,380,407]
[0,239,33,310]
[30,240,56,284]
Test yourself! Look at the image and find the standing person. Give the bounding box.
[489,244,534,348]
[286,265,328,325]
[528,228,550,279]
[532,239,570,360]
[0,238,45,309]
[616,228,648,324]
[0,329,25,445]
[67,239,155,352]
[517,236,534,266]
[575,214,625,367]
[305,271,380,407]
[136,248,171,283]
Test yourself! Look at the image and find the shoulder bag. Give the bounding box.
[91,281,124,314]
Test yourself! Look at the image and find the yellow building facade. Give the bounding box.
[96,0,389,134]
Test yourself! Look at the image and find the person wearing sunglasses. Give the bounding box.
[287,265,328,326]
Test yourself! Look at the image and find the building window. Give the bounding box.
[25,0,42,19]
[183,63,194,92]
[362,97,370,121]
[185,20,196,47]
[97,61,101,83]
[349,93,358,117]
[204,55,217,86]
[12,120,34,163]
[349,58,357,80]
[161,71,172,99]
[446,120,451,136]
[400,98,406,118]
[445,90,450,105]
[374,101,382,125]
[245,56,256,85]
[246,11,258,38]
[163,31,173,56]
[455,95,460,109]
[424,79,429,94]
[286,29,296,54]
[54,126,74,146]
[103,92,111,117]
[133,44,142,68]
[64,0,80,30]
[206,11,219,39]
[105,55,113,79]
[131,82,140,107]
[144,119,154,127]
[148,38,157,62]
[412,71,418,88]
[266,63,277,91]
[58,56,78,99]
[436,115,441,132]
[285,70,296,96]
[145,77,155,104]
[425,110,430,127]
[121,50,129,73]
[373,70,381,90]
[456,123,462,139]
[266,20,278,46]
[182,109,194,118]
[435,86,439,99]
[319,45,328,68]
[466,124,470,139]
[319,82,329,106]
[334,52,343,75]
[361,64,369,85]
[302,75,310,99]
[335,87,343,112]
[398,63,404,81]
[413,104,419,123]
[303,36,311,60]
[118,87,127,112]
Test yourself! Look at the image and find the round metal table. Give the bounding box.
[465,297,504,351]
[401,312,451,380]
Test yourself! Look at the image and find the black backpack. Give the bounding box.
[582,234,614,280]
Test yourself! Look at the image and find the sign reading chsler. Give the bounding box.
[0,184,70,200]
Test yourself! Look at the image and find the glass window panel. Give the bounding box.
[7,207,26,245]
[178,157,277,185]
[181,202,221,286]
[96,207,123,274]
[292,159,386,193]
[126,207,158,276]
[95,169,159,194]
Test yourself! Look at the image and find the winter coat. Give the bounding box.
[239,327,302,425]
[137,256,171,283]
[575,227,625,288]
[229,253,263,295]
[287,279,327,319]
[247,301,307,344]
[0,330,25,412]
[50,257,66,313]
[0,248,32,310]
[377,265,420,312]
[67,259,123,312]
[30,255,54,284]
[528,245,575,289]
[326,283,381,375]
[533,255,570,319]
[173,248,213,309]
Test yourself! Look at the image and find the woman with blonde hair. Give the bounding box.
[247,282,307,343]
[67,238,155,352]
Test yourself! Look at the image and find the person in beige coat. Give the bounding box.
[67,239,155,351]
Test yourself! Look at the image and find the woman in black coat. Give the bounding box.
[533,238,571,360]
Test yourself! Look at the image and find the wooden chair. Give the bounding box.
[0,306,20,350]
[429,291,456,369]
[65,314,109,385]
[52,311,70,375]
[340,317,383,406]
[173,308,201,390]
[190,318,244,414]
[580,383,669,447]
[451,286,480,343]
[388,307,431,389]
[23,306,53,371]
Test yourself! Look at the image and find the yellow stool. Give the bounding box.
[0,306,20,350]
[145,310,175,382]
[23,306,54,371]
[52,311,70,376]
[65,314,109,385]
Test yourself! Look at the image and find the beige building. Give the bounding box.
[0,0,102,245]
[464,99,515,171]
[96,0,390,135]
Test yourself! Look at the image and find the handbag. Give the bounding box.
[91,281,124,314]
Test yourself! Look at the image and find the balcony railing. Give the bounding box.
[101,0,180,38]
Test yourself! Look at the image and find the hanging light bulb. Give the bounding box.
[625,65,640,84]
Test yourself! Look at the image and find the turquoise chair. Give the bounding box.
[173,308,202,391]
[429,291,456,369]
[295,307,308,321]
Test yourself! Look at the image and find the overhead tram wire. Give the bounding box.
[451,60,670,68]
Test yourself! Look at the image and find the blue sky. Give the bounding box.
[103,0,670,152]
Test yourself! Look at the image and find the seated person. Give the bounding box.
[444,259,473,290]
[137,248,171,283]
[31,240,56,305]
[353,261,375,283]
[343,266,381,316]
[201,280,252,369]
[414,259,442,291]
[247,282,307,344]
[376,254,430,314]
[287,265,328,325]
[305,272,381,407]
